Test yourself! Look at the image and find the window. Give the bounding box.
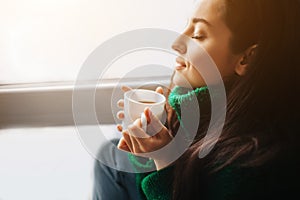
[0,0,193,84]
[0,0,194,127]
[0,1,195,199]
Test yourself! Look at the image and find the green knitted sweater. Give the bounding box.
[127,86,297,199]
[128,86,210,200]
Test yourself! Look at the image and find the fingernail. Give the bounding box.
[117,125,122,132]
[141,112,147,131]
[147,108,152,115]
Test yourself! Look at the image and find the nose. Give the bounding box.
[172,35,187,54]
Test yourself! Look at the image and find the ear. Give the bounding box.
[234,44,258,76]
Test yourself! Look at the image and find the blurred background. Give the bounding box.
[0,0,193,199]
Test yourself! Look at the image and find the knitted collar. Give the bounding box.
[168,86,209,120]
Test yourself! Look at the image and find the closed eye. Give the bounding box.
[191,35,206,40]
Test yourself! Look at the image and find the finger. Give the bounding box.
[117,99,124,108]
[155,86,164,94]
[116,124,123,132]
[135,126,173,154]
[127,133,141,153]
[144,107,151,123]
[117,138,131,152]
[127,126,151,153]
[122,131,133,152]
[140,112,147,132]
[117,111,124,120]
[121,85,132,92]
[128,124,150,138]
[144,108,164,136]
[157,126,174,140]
[133,118,142,128]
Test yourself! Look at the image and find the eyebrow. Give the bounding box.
[192,18,213,27]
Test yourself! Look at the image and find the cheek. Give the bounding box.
[184,39,237,86]
[205,46,238,78]
[187,45,223,85]
[216,53,238,77]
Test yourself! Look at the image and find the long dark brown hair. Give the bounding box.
[171,0,300,199]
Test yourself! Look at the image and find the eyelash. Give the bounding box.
[191,35,206,41]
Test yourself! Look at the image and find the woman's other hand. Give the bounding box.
[117,107,173,170]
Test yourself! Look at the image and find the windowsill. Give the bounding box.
[0,77,170,127]
[0,77,170,93]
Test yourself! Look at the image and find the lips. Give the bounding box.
[175,57,187,70]
[175,65,186,70]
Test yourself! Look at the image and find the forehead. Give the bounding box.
[191,0,225,21]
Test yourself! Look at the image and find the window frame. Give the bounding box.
[0,76,170,128]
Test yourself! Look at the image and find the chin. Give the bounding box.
[172,72,192,88]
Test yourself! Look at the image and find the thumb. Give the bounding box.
[144,107,164,136]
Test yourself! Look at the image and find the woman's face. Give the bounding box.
[172,0,242,88]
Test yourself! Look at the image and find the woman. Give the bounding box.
[93,0,300,199]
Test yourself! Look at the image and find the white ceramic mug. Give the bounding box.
[123,89,166,131]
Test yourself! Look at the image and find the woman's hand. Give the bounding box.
[115,85,132,132]
[117,107,174,170]
[116,86,165,153]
